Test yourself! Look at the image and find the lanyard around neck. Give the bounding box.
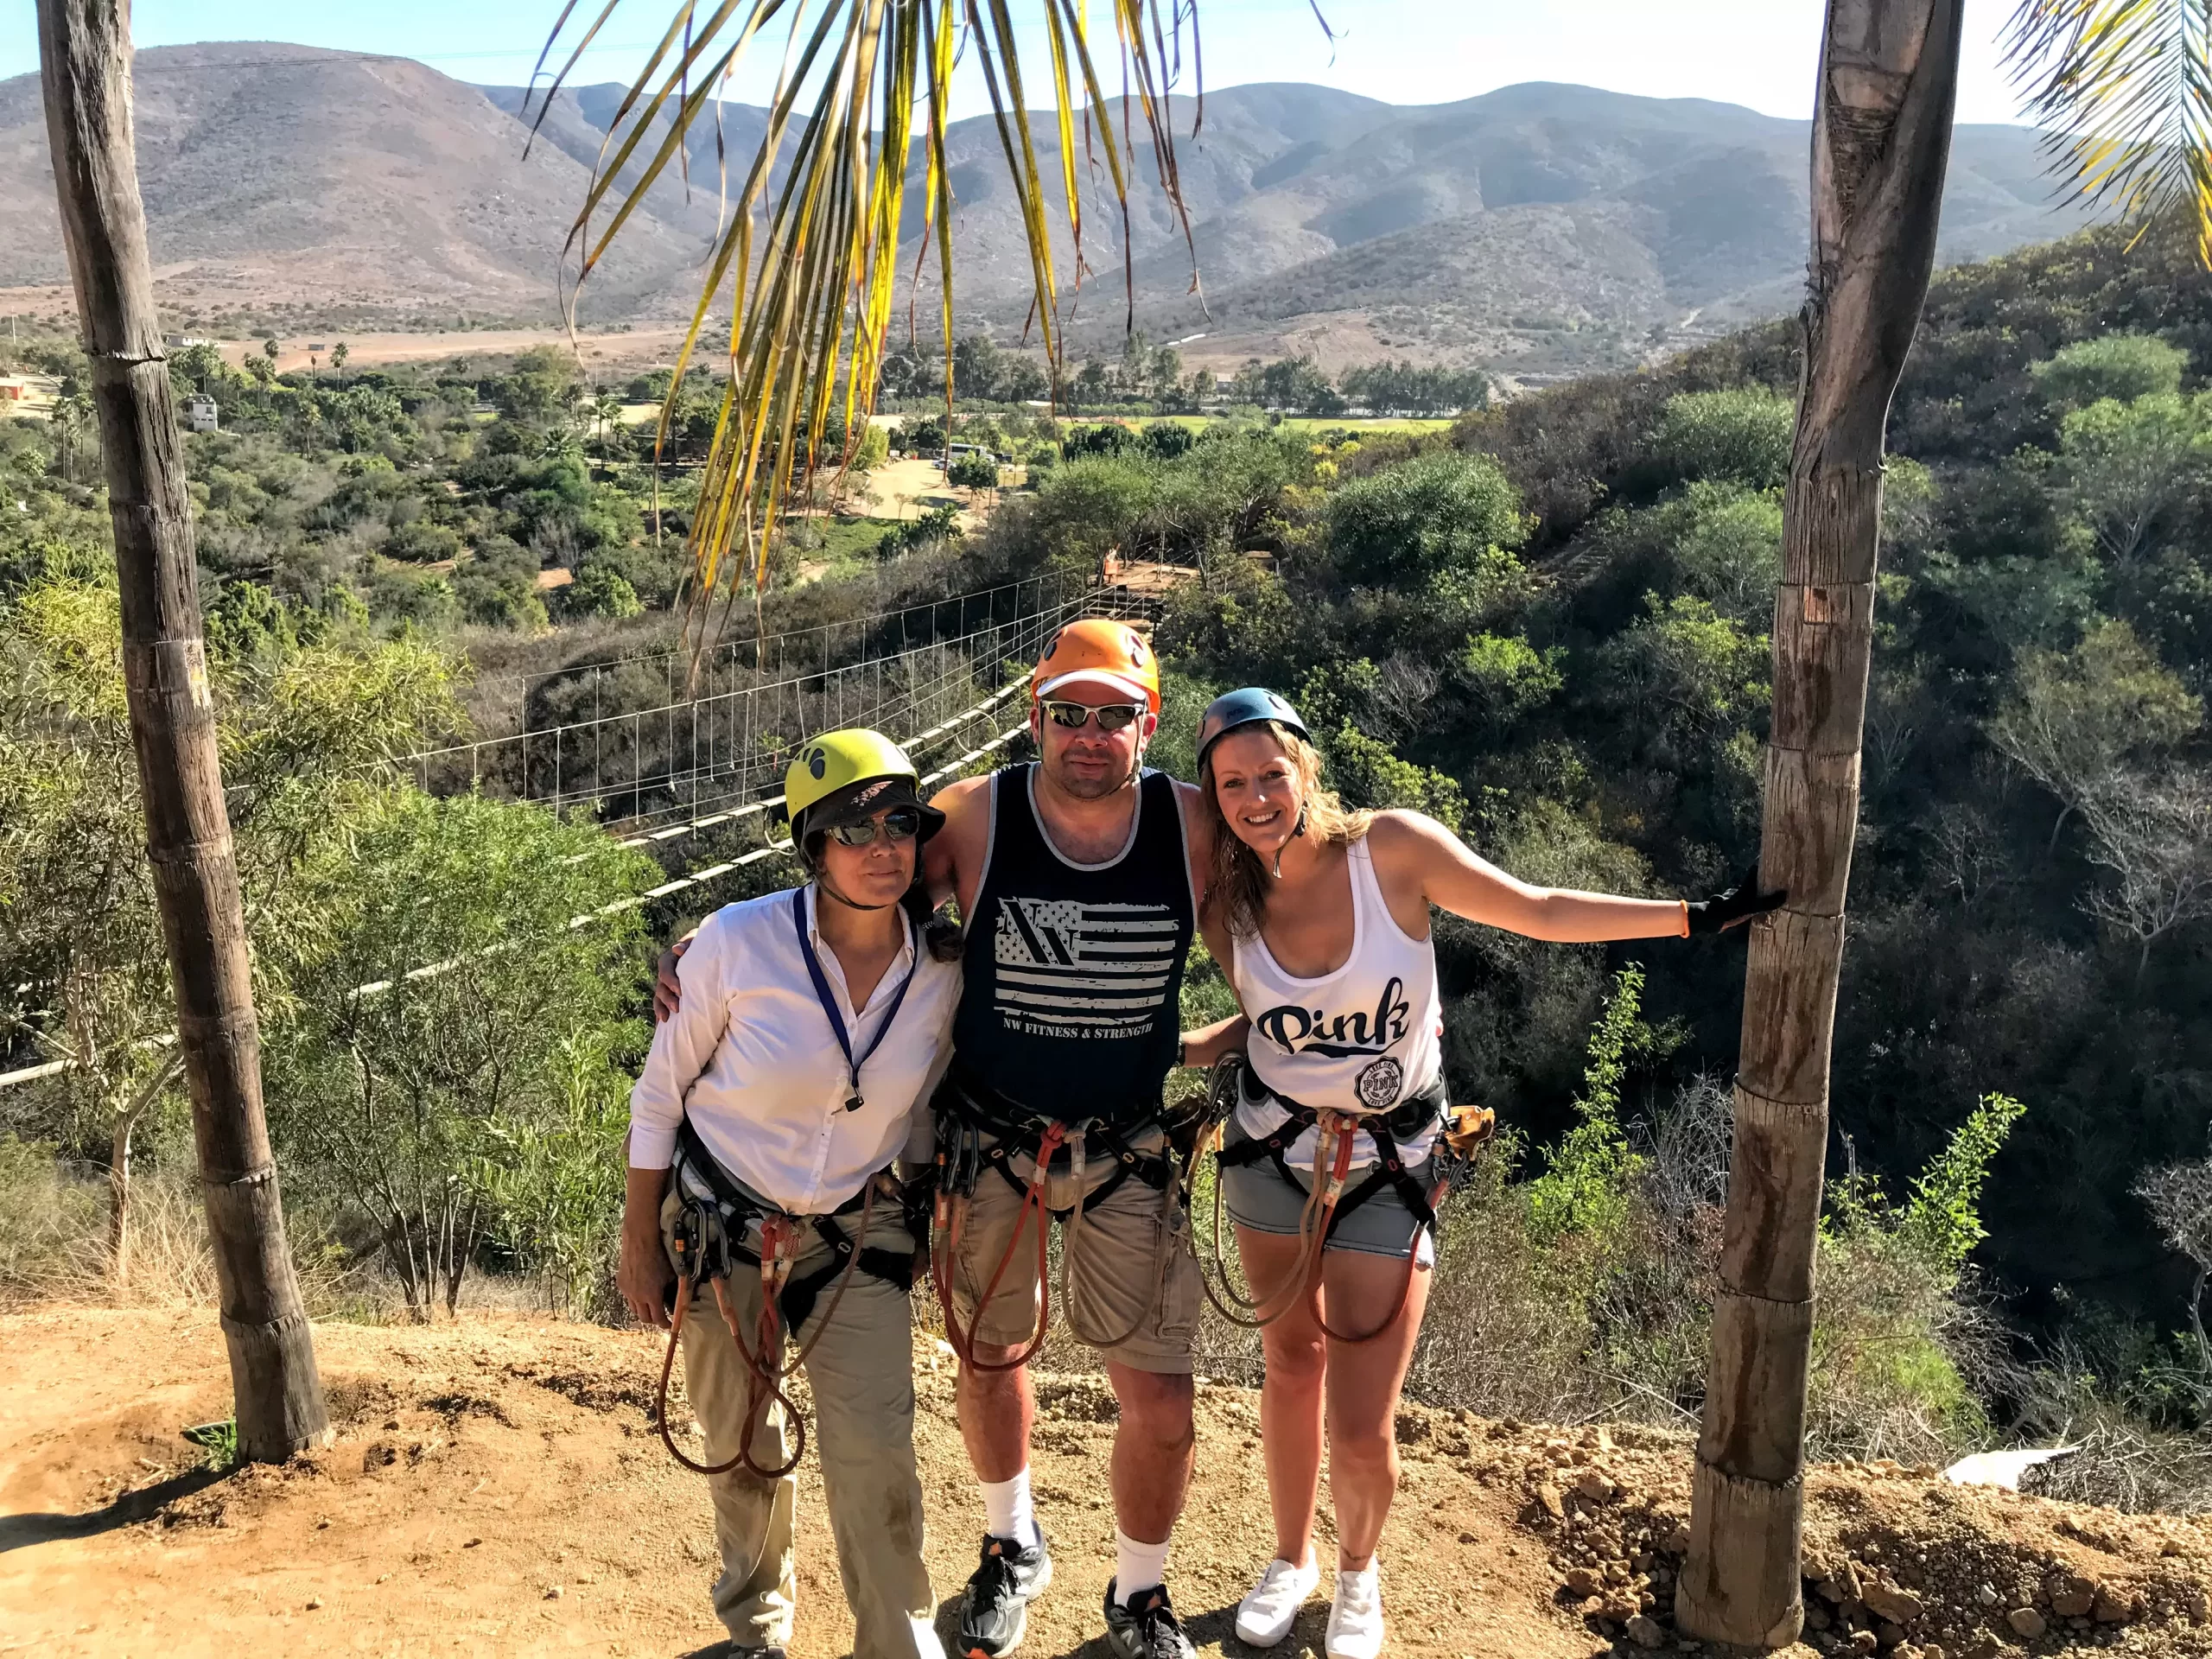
[791,885,917,1113]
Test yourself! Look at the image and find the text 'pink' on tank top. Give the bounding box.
[1230,837,1444,1170]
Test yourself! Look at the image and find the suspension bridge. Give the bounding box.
[404,566,1176,849]
[0,565,1187,1091]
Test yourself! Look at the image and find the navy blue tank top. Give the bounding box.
[951,764,1195,1125]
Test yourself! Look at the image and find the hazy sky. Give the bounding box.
[1,0,2036,125]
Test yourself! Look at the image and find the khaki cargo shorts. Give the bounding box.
[947,1124,1199,1375]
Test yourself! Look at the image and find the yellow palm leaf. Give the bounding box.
[2005,0,2212,262]
[534,0,1209,681]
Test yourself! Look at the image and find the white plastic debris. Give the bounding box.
[1941,1446,2079,1490]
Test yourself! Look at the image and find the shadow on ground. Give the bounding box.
[0,1464,229,1554]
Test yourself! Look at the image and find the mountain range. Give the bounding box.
[0,42,2099,372]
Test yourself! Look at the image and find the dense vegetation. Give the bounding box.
[7,220,2212,1497]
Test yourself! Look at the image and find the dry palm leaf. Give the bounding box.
[530,0,1211,677]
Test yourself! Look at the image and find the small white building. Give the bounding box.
[185,394,219,433]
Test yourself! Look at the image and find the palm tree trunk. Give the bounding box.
[1675,1,1963,1645]
[37,0,327,1461]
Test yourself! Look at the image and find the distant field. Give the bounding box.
[1278,416,1455,435]
[1103,414,1456,435]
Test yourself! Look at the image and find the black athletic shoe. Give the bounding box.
[958,1532,1053,1658]
[1103,1579,1197,1659]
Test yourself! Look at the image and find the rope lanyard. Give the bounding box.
[1196,1056,1450,1345]
[658,1178,882,1480]
[791,885,917,1113]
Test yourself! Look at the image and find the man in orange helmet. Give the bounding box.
[659,618,1216,1659]
[924,617,1212,1659]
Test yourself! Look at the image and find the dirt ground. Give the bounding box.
[3,1306,2208,1659]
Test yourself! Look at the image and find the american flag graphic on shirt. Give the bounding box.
[990,896,1180,1039]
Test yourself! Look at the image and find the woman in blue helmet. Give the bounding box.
[1178,688,1777,1659]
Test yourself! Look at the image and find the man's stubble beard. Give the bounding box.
[1043,747,1143,801]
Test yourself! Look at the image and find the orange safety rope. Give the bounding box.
[656,1178,880,1478]
[1198,1106,1439,1347]
[934,1122,1068,1372]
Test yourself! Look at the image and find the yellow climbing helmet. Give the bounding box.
[784,728,945,851]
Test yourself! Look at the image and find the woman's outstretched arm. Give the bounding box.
[1380,812,1692,942]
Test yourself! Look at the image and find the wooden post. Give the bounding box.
[37,0,328,1460]
[1675,1,1963,1644]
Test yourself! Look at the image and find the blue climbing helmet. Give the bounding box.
[1195,688,1310,772]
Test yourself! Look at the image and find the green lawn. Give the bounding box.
[1086,414,1456,436]
[799,514,904,563]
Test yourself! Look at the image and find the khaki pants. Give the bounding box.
[949,1127,1200,1374]
[661,1190,936,1659]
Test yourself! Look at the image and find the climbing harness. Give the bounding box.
[655,1116,917,1479]
[1198,1052,1495,1343]
[929,1063,1191,1369]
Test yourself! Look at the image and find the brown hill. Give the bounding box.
[498,77,2098,372]
[4,1305,2209,1657]
[0,42,703,327]
[0,45,2099,369]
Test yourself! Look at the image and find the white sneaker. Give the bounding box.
[1235,1554,1320,1647]
[1325,1564,1383,1659]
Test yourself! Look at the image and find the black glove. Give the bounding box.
[1685,864,1786,935]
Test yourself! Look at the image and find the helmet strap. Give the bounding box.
[1270,804,1309,880]
[816,875,897,914]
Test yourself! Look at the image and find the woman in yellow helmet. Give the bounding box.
[621,728,960,1659]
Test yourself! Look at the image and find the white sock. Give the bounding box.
[1115,1529,1172,1599]
[980,1470,1038,1548]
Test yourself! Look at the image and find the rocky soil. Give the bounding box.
[2,1305,2207,1658]
[1469,1416,2212,1657]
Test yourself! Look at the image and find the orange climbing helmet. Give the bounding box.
[1030,618,1160,713]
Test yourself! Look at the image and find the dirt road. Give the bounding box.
[213,327,691,377]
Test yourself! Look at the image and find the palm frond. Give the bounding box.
[2005,0,2212,262]
[533,0,1208,677]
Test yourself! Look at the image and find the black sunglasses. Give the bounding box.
[826,806,924,847]
[1040,699,1146,733]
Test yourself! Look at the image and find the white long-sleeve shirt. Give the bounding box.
[627,883,960,1214]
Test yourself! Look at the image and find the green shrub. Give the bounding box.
[1325,450,1525,590]
[1808,1093,2028,1460]
[1650,387,1795,489]
[1526,966,1651,1249]
[1460,632,1564,723]
[1321,721,1467,830]
[2030,333,2189,410]
[560,563,644,620]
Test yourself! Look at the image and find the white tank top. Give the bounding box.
[1230,837,1445,1171]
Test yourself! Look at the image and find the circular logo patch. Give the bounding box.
[1355,1057,1404,1112]
[807,747,827,779]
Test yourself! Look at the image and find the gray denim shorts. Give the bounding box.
[1219,1117,1438,1263]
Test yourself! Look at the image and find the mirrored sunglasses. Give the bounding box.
[1041,699,1146,733]
[825,805,924,847]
